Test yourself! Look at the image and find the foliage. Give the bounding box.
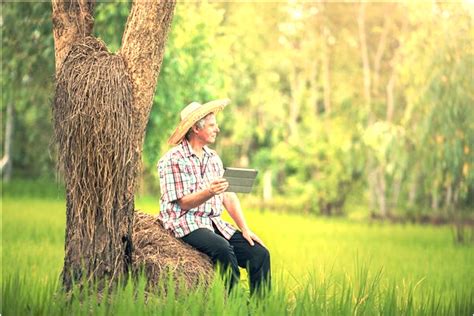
[1,2,55,178]
[143,3,228,177]
[1,2,473,218]
[397,2,474,211]
[269,117,363,215]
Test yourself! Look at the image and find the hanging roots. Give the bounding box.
[133,212,213,291]
[53,36,135,242]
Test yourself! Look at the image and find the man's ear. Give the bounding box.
[191,124,200,134]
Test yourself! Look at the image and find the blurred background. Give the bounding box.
[1,1,473,232]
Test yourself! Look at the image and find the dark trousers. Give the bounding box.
[181,225,271,295]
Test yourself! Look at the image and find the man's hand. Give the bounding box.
[242,229,266,247]
[178,178,228,210]
[208,178,229,196]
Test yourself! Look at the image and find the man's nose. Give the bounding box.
[216,126,220,133]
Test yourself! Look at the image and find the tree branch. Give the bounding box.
[51,0,96,74]
[357,2,371,115]
[373,14,391,95]
[120,0,176,140]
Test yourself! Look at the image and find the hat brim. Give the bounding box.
[167,99,230,146]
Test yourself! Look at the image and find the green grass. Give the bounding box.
[2,197,473,315]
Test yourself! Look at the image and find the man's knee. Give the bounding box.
[261,246,270,260]
[212,241,240,283]
[250,246,270,270]
[211,239,236,263]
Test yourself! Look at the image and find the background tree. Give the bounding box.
[1,3,55,180]
[51,0,175,290]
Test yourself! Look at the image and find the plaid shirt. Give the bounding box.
[157,139,237,239]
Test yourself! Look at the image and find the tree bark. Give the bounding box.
[120,1,176,147]
[51,0,96,73]
[52,0,175,291]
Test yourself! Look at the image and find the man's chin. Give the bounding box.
[206,137,216,144]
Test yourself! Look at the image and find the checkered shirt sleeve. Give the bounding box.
[159,158,191,203]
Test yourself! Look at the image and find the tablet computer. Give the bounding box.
[223,167,258,193]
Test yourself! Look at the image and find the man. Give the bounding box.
[157,99,270,295]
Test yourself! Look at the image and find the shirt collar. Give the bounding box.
[180,139,213,158]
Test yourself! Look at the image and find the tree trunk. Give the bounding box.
[375,166,388,217]
[386,71,396,122]
[431,189,439,211]
[372,14,390,97]
[320,27,331,115]
[288,68,303,139]
[391,175,402,211]
[52,0,175,292]
[1,102,14,181]
[444,183,453,212]
[263,170,273,202]
[357,2,372,115]
[51,0,96,73]
[308,61,319,116]
[408,170,418,208]
[358,3,378,214]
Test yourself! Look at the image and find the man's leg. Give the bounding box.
[216,229,271,296]
[181,228,240,291]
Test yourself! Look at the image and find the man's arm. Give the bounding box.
[223,192,266,247]
[177,178,228,210]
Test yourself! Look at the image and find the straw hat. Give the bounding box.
[167,99,231,145]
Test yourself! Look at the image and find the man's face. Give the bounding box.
[194,113,220,145]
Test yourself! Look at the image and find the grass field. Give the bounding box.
[1,197,473,315]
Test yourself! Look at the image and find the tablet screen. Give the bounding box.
[223,167,258,193]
